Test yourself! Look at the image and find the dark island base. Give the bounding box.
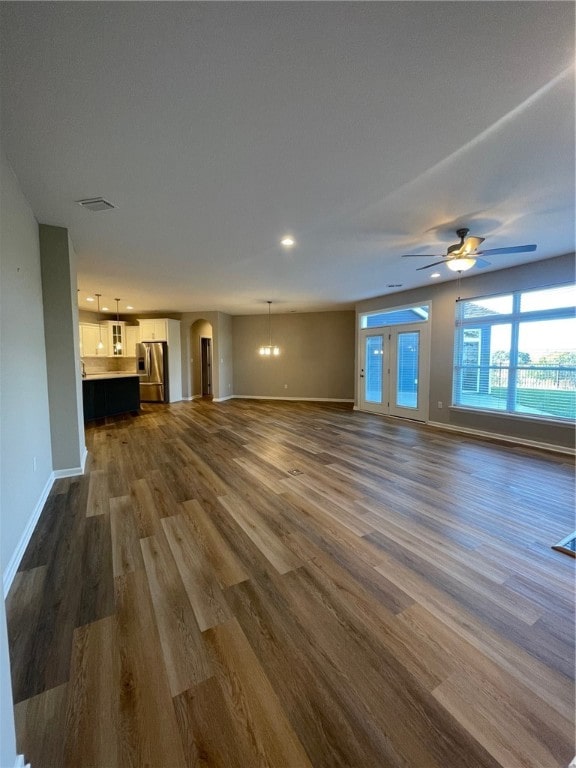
[82,376,140,421]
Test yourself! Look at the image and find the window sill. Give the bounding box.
[449,405,574,427]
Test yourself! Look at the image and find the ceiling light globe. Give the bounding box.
[447,258,476,272]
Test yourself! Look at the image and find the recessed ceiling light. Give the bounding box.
[431,272,441,278]
[102,306,109,311]
[126,305,133,310]
[86,296,95,302]
[281,236,295,247]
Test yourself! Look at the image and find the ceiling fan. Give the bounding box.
[402,228,537,272]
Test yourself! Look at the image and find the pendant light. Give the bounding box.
[259,301,280,356]
[114,298,122,352]
[95,293,104,351]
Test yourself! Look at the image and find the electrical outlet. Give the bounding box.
[437,401,443,409]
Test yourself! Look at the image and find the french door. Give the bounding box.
[359,323,429,421]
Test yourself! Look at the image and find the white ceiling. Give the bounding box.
[1,2,574,316]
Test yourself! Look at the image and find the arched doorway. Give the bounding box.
[190,319,213,399]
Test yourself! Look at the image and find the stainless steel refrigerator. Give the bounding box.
[137,341,169,402]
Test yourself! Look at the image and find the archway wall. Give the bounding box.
[179,311,233,401]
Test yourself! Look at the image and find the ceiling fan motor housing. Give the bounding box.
[447,228,470,255]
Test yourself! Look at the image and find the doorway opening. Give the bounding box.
[201,337,212,397]
[190,319,214,399]
[358,305,430,421]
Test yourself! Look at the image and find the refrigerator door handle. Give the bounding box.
[146,345,151,377]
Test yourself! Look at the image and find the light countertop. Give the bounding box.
[83,372,140,380]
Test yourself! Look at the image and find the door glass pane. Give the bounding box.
[365,335,383,403]
[396,331,419,408]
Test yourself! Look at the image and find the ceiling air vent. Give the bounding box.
[76,197,116,212]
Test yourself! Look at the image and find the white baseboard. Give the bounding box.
[230,396,354,403]
[14,754,30,768]
[212,395,235,402]
[53,458,87,479]
[80,445,88,473]
[3,472,55,597]
[427,420,575,456]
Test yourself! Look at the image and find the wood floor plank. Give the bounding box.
[218,492,302,574]
[225,568,441,768]
[173,677,260,768]
[63,617,120,767]
[129,477,160,538]
[141,532,212,695]
[181,498,248,588]
[433,669,572,768]
[373,552,575,721]
[86,468,109,516]
[6,399,574,768]
[109,495,145,578]
[114,570,188,767]
[77,512,115,627]
[204,617,313,768]
[14,683,68,768]
[161,511,234,631]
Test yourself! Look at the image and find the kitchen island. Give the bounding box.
[82,373,140,421]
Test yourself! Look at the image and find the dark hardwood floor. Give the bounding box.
[6,399,575,768]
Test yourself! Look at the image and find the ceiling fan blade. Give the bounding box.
[477,244,537,257]
[402,254,438,258]
[474,258,491,269]
[416,259,448,271]
[461,235,485,254]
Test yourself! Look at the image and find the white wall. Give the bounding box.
[0,148,52,768]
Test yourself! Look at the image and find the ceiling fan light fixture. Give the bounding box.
[447,257,476,272]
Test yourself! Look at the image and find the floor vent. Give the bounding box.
[552,532,576,558]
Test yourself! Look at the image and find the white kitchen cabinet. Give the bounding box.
[137,318,182,401]
[106,321,125,357]
[138,318,167,341]
[124,325,140,358]
[79,323,108,357]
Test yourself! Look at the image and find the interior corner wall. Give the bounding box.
[180,311,229,400]
[216,312,233,400]
[39,224,85,471]
[0,148,53,768]
[232,310,355,400]
[355,253,575,450]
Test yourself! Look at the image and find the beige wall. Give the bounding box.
[217,312,234,401]
[356,253,575,449]
[39,225,85,471]
[233,310,355,400]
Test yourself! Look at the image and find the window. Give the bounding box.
[361,305,429,328]
[453,285,576,421]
